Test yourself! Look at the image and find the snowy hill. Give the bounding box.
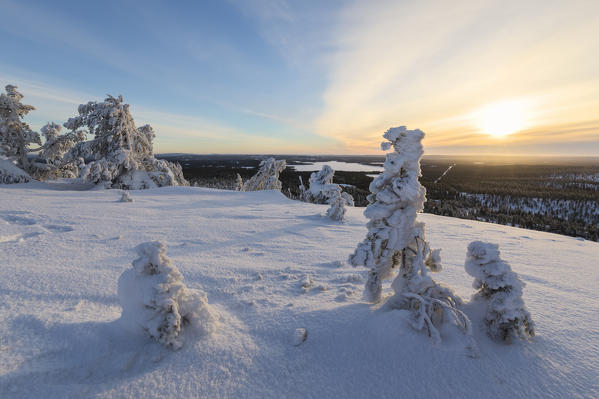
[0,185,597,399]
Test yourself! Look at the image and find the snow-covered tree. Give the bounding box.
[326,184,352,221]
[40,122,85,166]
[349,126,473,347]
[35,122,86,179]
[118,241,217,349]
[241,158,286,191]
[235,173,243,191]
[301,164,354,220]
[64,95,188,189]
[0,85,41,173]
[304,165,335,204]
[465,241,535,342]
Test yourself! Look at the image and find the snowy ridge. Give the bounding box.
[0,185,598,398]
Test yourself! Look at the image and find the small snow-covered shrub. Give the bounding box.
[301,164,353,220]
[304,165,335,204]
[241,158,286,191]
[465,241,535,342]
[118,241,216,349]
[302,165,355,209]
[119,191,133,202]
[349,127,474,349]
[326,184,352,221]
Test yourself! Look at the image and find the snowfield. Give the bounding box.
[0,184,597,399]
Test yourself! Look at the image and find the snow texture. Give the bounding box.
[465,241,535,342]
[0,185,597,399]
[64,95,188,189]
[118,241,216,349]
[241,158,286,191]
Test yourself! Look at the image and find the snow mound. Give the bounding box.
[0,158,31,184]
[118,241,217,349]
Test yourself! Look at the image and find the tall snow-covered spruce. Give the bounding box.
[118,241,217,349]
[64,95,188,189]
[241,158,286,191]
[349,126,474,348]
[465,241,535,342]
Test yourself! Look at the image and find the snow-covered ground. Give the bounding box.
[1,184,597,399]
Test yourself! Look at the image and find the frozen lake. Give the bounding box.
[289,161,384,172]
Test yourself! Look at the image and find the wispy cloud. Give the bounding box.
[316,0,599,153]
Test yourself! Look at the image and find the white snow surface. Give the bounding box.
[0,185,598,399]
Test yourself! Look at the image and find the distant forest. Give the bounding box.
[158,154,599,242]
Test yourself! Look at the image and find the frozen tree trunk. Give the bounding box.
[241,158,286,191]
[348,126,475,351]
[118,241,217,349]
[465,241,535,342]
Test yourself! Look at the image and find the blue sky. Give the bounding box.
[1,0,598,155]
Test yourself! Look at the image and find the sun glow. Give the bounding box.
[474,100,531,138]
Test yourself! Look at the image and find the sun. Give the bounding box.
[474,100,529,138]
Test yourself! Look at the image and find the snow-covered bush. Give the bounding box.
[302,165,355,208]
[118,241,216,349]
[304,165,335,204]
[0,156,31,184]
[300,164,354,220]
[64,95,188,189]
[0,85,41,173]
[326,184,353,221]
[465,241,535,342]
[119,191,133,202]
[241,158,286,191]
[349,126,473,347]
